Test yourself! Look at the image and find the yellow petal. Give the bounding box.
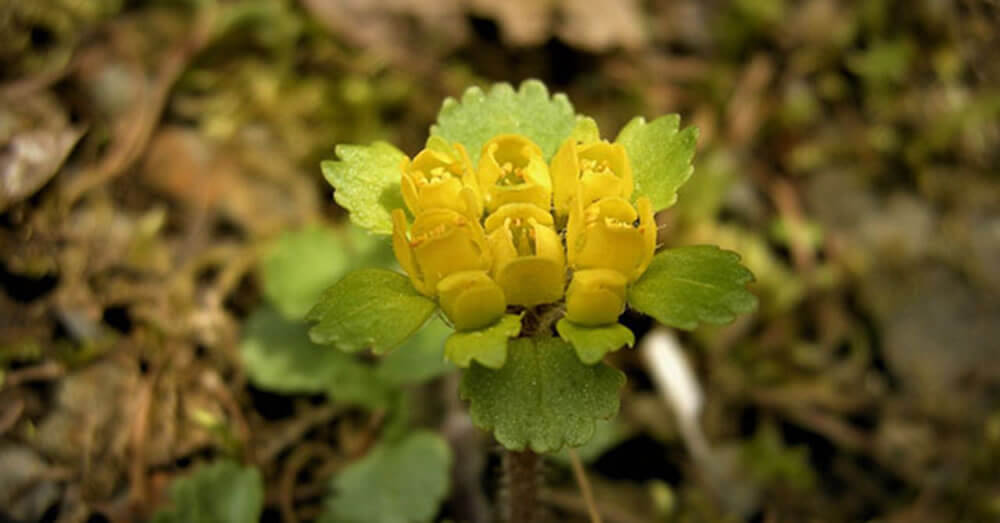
[494,257,565,307]
[400,158,421,215]
[483,203,553,233]
[569,197,648,280]
[478,134,552,211]
[531,219,564,263]
[550,137,579,217]
[403,144,483,217]
[578,141,632,202]
[410,209,491,291]
[633,196,657,280]
[565,269,627,326]
[437,270,507,331]
[391,209,429,295]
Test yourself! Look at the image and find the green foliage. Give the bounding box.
[242,306,356,394]
[460,337,626,453]
[261,225,351,320]
[242,306,452,408]
[320,431,452,523]
[431,80,577,164]
[628,245,758,330]
[240,306,388,407]
[321,142,408,235]
[151,461,263,523]
[444,313,522,369]
[742,423,816,490]
[377,316,453,385]
[615,115,698,212]
[307,269,437,354]
[555,319,635,364]
[552,419,626,465]
[570,115,601,144]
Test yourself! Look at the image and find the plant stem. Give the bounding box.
[504,449,541,523]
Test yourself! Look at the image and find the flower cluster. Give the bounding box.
[391,134,656,332]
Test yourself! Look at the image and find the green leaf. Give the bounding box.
[377,315,454,385]
[460,337,626,453]
[628,245,758,330]
[556,320,635,364]
[551,418,627,465]
[151,461,262,523]
[431,80,577,164]
[240,306,393,407]
[307,269,436,354]
[615,115,698,212]
[320,431,452,523]
[261,225,351,320]
[347,224,398,270]
[570,115,601,144]
[444,314,522,369]
[321,142,407,235]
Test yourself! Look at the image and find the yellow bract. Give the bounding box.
[391,132,658,331]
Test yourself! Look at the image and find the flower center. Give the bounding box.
[580,158,614,178]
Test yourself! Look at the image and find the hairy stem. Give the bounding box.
[504,449,541,523]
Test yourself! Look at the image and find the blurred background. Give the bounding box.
[1,0,998,522]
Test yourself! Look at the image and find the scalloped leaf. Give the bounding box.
[444,314,522,369]
[570,115,601,144]
[151,461,262,523]
[320,431,452,523]
[240,306,393,407]
[307,269,436,354]
[556,319,635,364]
[627,245,758,330]
[460,337,625,453]
[431,80,577,164]
[260,225,352,320]
[377,315,454,385]
[615,115,698,212]
[321,142,407,235]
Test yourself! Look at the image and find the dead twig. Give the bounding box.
[256,404,344,463]
[568,448,602,523]
[2,361,66,388]
[541,489,647,523]
[60,7,217,208]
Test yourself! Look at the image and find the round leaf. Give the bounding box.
[460,336,626,453]
[321,142,407,235]
[431,80,577,164]
[307,269,436,354]
[615,115,698,212]
[627,245,758,330]
[320,431,452,523]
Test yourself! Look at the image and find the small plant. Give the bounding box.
[312,79,757,520]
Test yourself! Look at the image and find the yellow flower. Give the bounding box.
[392,208,492,296]
[551,139,633,218]
[567,196,656,282]
[484,203,565,307]
[437,270,506,330]
[401,140,482,218]
[565,269,627,326]
[478,135,552,212]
